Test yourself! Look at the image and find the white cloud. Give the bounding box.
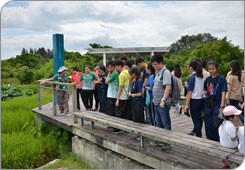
[1,1,244,60]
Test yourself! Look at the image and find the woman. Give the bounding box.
[79,66,97,111]
[129,67,144,123]
[203,60,227,142]
[145,63,155,125]
[95,64,108,114]
[226,60,244,123]
[70,66,83,111]
[171,63,183,113]
[40,66,69,115]
[184,59,204,138]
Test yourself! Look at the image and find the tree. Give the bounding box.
[15,53,42,69]
[15,66,35,84]
[167,33,218,57]
[21,48,27,55]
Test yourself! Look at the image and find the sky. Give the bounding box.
[1,1,244,60]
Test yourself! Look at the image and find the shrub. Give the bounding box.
[15,66,35,84]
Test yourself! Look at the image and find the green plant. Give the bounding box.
[15,66,35,84]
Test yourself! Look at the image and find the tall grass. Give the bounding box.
[1,88,51,134]
[1,88,72,169]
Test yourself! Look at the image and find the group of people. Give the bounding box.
[40,55,244,155]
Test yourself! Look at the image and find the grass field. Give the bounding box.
[1,85,91,169]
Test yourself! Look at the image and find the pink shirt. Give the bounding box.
[71,72,83,89]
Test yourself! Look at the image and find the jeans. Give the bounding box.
[190,99,204,137]
[154,103,171,130]
[82,90,93,110]
[151,101,156,126]
[203,101,220,142]
[230,99,244,123]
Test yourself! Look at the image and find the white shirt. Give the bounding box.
[238,126,244,155]
[218,120,238,148]
[187,72,204,99]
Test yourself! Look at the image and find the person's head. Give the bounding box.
[106,61,115,73]
[120,57,127,63]
[146,63,155,75]
[230,60,242,82]
[98,64,107,74]
[85,65,91,74]
[70,66,78,74]
[201,60,207,69]
[188,59,203,78]
[216,106,242,127]
[151,55,164,71]
[207,60,219,77]
[129,59,135,66]
[114,60,124,72]
[124,60,133,70]
[129,67,141,81]
[136,57,145,69]
[58,66,68,75]
[173,63,182,78]
[93,64,100,72]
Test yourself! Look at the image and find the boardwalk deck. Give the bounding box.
[32,98,244,169]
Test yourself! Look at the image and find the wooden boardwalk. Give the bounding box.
[32,98,243,169]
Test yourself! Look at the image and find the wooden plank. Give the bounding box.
[73,111,243,164]
[37,80,75,86]
[72,125,210,169]
[72,84,78,123]
[52,84,57,115]
[38,82,42,110]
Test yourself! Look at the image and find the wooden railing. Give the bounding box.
[37,80,78,123]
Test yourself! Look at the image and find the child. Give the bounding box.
[217,106,243,150]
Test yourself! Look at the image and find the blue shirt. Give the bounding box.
[142,69,149,85]
[204,75,227,105]
[99,74,108,89]
[146,74,154,99]
[131,79,143,101]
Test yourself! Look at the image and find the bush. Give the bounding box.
[15,66,35,84]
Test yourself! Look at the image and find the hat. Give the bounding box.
[223,105,242,116]
[58,66,68,73]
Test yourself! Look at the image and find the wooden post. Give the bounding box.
[91,121,94,130]
[52,84,57,115]
[140,136,145,148]
[72,84,78,123]
[38,81,42,110]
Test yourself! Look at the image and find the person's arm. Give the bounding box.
[226,76,233,105]
[145,86,152,91]
[184,91,193,112]
[40,77,54,84]
[105,72,111,85]
[143,77,148,87]
[116,86,123,107]
[219,91,226,113]
[79,75,83,88]
[160,84,171,108]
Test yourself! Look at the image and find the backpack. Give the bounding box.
[159,69,180,105]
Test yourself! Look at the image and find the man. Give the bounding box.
[105,61,119,117]
[151,55,172,130]
[114,60,131,123]
[105,61,119,131]
[136,57,149,86]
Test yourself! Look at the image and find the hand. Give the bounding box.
[202,91,207,95]
[184,106,188,113]
[128,92,132,97]
[40,81,45,85]
[226,99,230,105]
[240,98,243,103]
[160,101,165,108]
[116,100,119,107]
[219,107,224,114]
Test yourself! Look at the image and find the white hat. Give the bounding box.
[58,66,68,73]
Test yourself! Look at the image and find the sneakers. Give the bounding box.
[188,129,195,136]
[112,128,124,134]
[107,126,114,131]
[93,108,98,111]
